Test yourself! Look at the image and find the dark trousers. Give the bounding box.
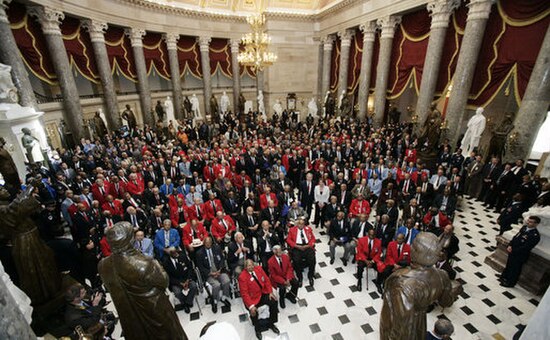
[250,294,279,331]
[277,278,299,301]
[501,254,528,286]
[376,265,394,286]
[171,281,198,306]
[356,260,377,280]
[260,251,273,274]
[291,247,315,282]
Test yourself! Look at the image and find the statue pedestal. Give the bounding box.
[0,103,48,180]
[484,206,550,295]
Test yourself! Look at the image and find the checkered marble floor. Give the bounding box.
[109,198,541,340]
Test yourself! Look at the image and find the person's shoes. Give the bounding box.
[287,295,297,304]
[500,281,515,288]
[341,258,348,266]
[174,304,185,312]
[280,298,286,309]
[221,299,231,308]
[309,278,315,287]
[357,280,362,292]
[183,304,190,314]
[330,258,335,265]
[495,273,501,278]
[375,282,383,295]
[212,303,218,313]
[255,330,262,339]
[270,325,280,335]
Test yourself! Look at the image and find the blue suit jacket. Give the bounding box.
[396,226,419,245]
[134,237,154,257]
[154,229,181,259]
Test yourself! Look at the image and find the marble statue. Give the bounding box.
[0,63,18,103]
[0,138,20,196]
[164,96,175,124]
[93,111,108,138]
[486,113,514,161]
[21,128,41,164]
[220,91,230,114]
[308,97,318,118]
[257,90,265,118]
[190,94,201,119]
[238,93,246,114]
[338,90,346,110]
[0,186,61,305]
[121,104,137,131]
[541,155,550,180]
[380,232,462,340]
[98,221,188,340]
[273,99,283,116]
[461,107,486,155]
[183,96,192,118]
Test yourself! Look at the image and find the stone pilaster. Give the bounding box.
[316,37,324,102]
[445,0,494,145]
[0,0,37,109]
[28,6,84,141]
[230,39,241,113]
[337,29,354,95]
[164,32,183,120]
[357,21,376,121]
[125,28,153,126]
[507,24,550,162]
[321,35,334,98]
[82,19,120,130]
[416,0,460,129]
[373,15,401,127]
[198,36,211,117]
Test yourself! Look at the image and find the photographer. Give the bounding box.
[64,284,114,339]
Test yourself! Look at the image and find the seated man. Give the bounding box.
[437,224,460,260]
[182,219,208,255]
[355,228,382,292]
[422,207,450,235]
[268,245,299,309]
[328,210,352,266]
[257,220,280,271]
[153,219,181,259]
[349,194,371,220]
[227,232,254,277]
[350,213,373,263]
[211,211,237,247]
[433,188,457,219]
[162,247,198,313]
[396,218,420,246]
[374,233,411,294]
[133,230,154,257]
[286,217,316,287]
[64,284,113,338]
[196,237,232,313]
[239,259,280,340]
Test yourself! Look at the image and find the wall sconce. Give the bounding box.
[506,131,519,152]
[440,120,449,130]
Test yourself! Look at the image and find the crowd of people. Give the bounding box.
[4,107,549,339]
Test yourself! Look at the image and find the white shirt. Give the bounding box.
[296,228,309,245]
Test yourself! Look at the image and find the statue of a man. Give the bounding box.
[420,105,442,150]
[486,113,514,161]
[238,93,246,114]
[0,138,21,197]
[461,107,486,155]
[380,232,462,340]
[93,111,108,138]
[21,128,40,164]
[273,99,283,116]
[220,91,230,114]
[98,222,188,340]
[210,94,219,115]
[324,91,335,118]
[0,63,18,103]
[164,96,175,124]
[121,104,137,131]
[0,186,61,305]
[257,90,265,118]
[308,97,318,118]
[339,94,351,117]
[183,96,192,118]
[190,94,201,119]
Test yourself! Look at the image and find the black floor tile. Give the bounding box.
[461,306,474,315]
[324,292,334,300]
[487,314,501,324]
[317,306,328,315]
[221,305,231,313]
[332,333,344,340]
[335,267,345,273]
[344,299,355,307]
[478,284,490,292]
[503,291,516,300]
[482,298,495,307]
[190,311,200,321]
[330,278,340,286]
[365,306,377,315]
[309,323,321,334]
[463,323,478,334]
[361,323,374,334]
[509,306,523,316]
[338,314,350,324]
[239,313,248,322]
[288,314,299,323]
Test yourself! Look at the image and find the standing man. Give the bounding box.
[268,245,299,309]
[499,216,541,288]
[239,259,280,340]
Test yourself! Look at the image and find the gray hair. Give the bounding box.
[434,319,454,338]
[272,245,282,252]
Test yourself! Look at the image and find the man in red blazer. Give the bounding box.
[422,207,451,234]
[101,195,124,217]
[91,178,111,205]
[238,259,280,339]
[374,233,411,294]
[126,173,144,196]
[203,193,224,222]
[286,217,316,287]
[108,176,126,199]
[182,219,209,254]
[260,187,279,210]
[211,211,236,245]
[355,228,382,291]
[268,245,299,309]
[349,194,371,219]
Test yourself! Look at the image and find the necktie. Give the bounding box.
[208,249,217,271]
[196,206,202,219]
[278,257,283,270]
[368,239,372,256]
[252,272,262,288]
[132,215,137,227]
[435,177,440,187]
[308,182,311,192]
[249,216,253,226]
[398,244,402,258]
[300,229,306,245]
[222,219,228,230]
[157,217,162,227]
[83,213,89,222]
[139,240,143,250]
[107,218,113,227]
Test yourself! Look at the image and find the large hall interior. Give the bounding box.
[0,0,549,339]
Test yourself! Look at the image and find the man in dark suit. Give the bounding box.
[162,248,198,313]
[64,284,112,338]
[239,206,260,243]
[497,194,524,235]
[415,176,435,209]
[260,201,283,240]
[398,173,416,204]
[480,157,501,203]
[375,214,395,249]
[402,198,423,224]
[72,203,95,243]
[257,221,280,271]
[328,211,352,266]
[195,237,231,313]
[227,232,254,276]
[350,214,373,263]
[499,216,541,288]
[337,183,352,211]
[427,319,455,340]
[124,206,150,233]
[299,173,315,219]
[433,188,457,219]
[146,187,168,212]
[323,196,341,227]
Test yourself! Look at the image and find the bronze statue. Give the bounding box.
[183,96,192,118]
[93,111,108,138]
[210,94,220,123]
[419,105,442,151]
[324,92,335,119]
[486,113,514,162]
[98,222,188,340]
[0,137,20,196]
[0,186,61,305]
[238,93,246,114]
[21,127,40,164]
[121,105,137,131]
[380,232,462,340]
[340,94,352,117]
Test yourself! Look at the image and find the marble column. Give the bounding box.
[416,0,460,128]
[125,28,153,126]
[357,21,376,121]
[373,15,401,127]
[230,39,241,114]
[82,19,120,130]
[316,37,324,101]
[321,35,334,98]
[164,32,183,120]
[28,6,84,141]
[0,0,37,109]
[507,24,550,162]
[337,29,354,95]
[198,36,211,117]
[445,0,494,145]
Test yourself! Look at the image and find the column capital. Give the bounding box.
[0,0,12,24]
[360,21,377,42]
[322,35,334,51]
[28,6,64,36]
[428,0,460,29]
[338,29,355,46]
[377,15,402,39]
[125,28,146,47]
[197,36,211,51]
[81,20,108,43]
[466,0,495,22]
[230,39,240,53]
[163,32,180,50]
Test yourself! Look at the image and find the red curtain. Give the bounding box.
[330,36,341,91]
[142,32,170,80]
[61,17,99,83]
[8,2,57,84]
[387,9,431,99]
[104,26,137,81]
[469,0,550,106]
[209,38,231,77]
[177,35,201,78]
[347,29,362,94]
